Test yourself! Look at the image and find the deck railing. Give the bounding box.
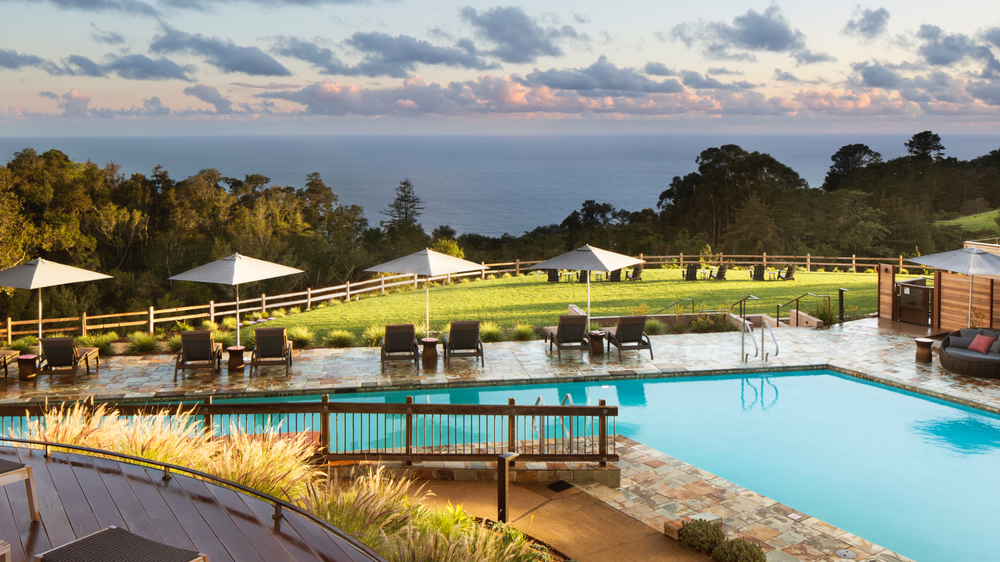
[0,396,619,466]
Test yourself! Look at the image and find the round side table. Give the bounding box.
[588,331,605,356]
[227,346,246,372]
[17,354,38,381]
[915,338,933,363]
[421,338,438,366]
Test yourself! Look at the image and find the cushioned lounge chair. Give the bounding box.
[443,320,484,367]
[381,324,420,373]
[710,264,728,281]
[174,330,222,381]
[605,315,653,360]
[543,315,589,360]
[683,264,698,281]
[626,264,643,281]
[940,329,1000,378]
[608,269,622,282]
[249,327,293,377]
[750,265,765,281]
[0,349,18,381]
[0,458,39,522]
[779,265,796,281]
[39,337,98,384]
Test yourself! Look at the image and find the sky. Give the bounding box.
[2,0,1000,135]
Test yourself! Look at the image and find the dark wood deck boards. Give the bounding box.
[0,446,377,562]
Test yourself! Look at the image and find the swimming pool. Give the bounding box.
[233,370,999,562]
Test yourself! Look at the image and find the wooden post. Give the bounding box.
[261,293,267,315]
[209,301,215,324]
[899,255,904,269]
[447,273,451,284]
[763,252,767,267]
[81,312,87,336]
[852,254,857,273]
[508,398,516,453]
[306,288,312,310]
[679,252,684,268]
[481,263,486,281]
[5,318,10,345]
[320,395,330,456]
[414,274,419,288]
[806,253,811,272]
[148,306,154,334]
[345,281,351,301]
[405,396,414,465]
[203,397,213,436]
[497,452,519,523]
[599,398,608,468]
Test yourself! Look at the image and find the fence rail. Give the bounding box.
[0,395,619,465]
[2,251,912,342]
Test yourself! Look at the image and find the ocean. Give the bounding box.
[1,134,998,237]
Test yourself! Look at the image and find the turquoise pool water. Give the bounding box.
[227,370,999,561]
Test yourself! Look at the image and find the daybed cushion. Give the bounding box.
[944,347,1000,363]
[982,329,1000,339]
[960,328,982,338]
[990,339,1000,354]
[969,335,995,354]
[950,336,975,349]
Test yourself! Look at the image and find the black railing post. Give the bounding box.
[320,395,330,458]
[839,288,850,323]
[508,398,516,452]
[405,396,414,465]
[599,399,608,467]
[497,452,519,523]
[204,397,213,436]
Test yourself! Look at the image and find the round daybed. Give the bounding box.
[940,329,1000,378]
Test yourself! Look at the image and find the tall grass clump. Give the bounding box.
[289,307,301,315]
[166,334,184,353]
[213,330,237,348]
[644,319,664,335]
[221,316,239,330]
[479,321,503,343]
[363,324,386,347]
[272,308,287,318]
[13,402,116,451]
[200,319,218,331]
[381,521,549,562]
[511,322,535,341]
[114,407,214,467]
[205,424,320,502]
[809,300,838,327]
[171,321,193,332]
[8,336,38,355]
[324,329,355,348]
[286,326,315,347]
[77,331,118,356]
[126,331,160,355]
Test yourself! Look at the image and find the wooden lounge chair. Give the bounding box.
[0,458,39,522]
[750,265,765,281]
[443,320,484,367]
[626,264,643,281]
[608,269,622,282]
[779,265,796,281]
[39,337,98,384]
[381,324,420,373]
[0,349,18,381]
[605,316,653,360]
[174,330,222,381]
[710,264,728,281]
[33,526,207,562]
[547,269,560,282]
[683,264,698,281]
[543,315,589,360]
[249,327,293,377]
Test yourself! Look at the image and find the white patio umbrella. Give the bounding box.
[365,248,486,330]
[908,247,1000,327]
[0,258,113,341]
[169,253,303,347]
[530,245,644,330]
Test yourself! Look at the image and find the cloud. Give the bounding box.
[519,56,684,95]
[460,5,581,63]
[183,83,233,113]
[772,68,823,84]
[90,23,125,44]
[843,7,890,41]
[231,81,301,90]
[0,0,365,17]
[38,91,59,100]
[151,27,291,76]
[916,25,1000,76]
[65,55,105,76]
[0,48,48,70]
[60,89,90,117]
[680,70,756,90]
[5,0,161,16]
[707,67,743,76]
[966,80,1000,105]
[103,54,195,80]
[90,96,172,117]
[272,37,349,75]
[792,49,836,66]
[643,61,676,76]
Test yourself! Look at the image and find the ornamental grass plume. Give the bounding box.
[112,406,215,467]
[12,402,121,452]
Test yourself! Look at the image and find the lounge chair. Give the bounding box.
[39,337,99,384]
[547,269,560,282]
[710,264,728,281]
[443,320,484,367]
[750,265,765,281]
[174,331,222,381]
[543,315,589,360]
[608,269,622,282]
[381,324,420,373]
[626,264,643,281]
[0,458,39,522]
[683,264,698,281]
[0,349,18,381]
[779,265,796,281]
[249,327,293,377]
[605,316,653,360]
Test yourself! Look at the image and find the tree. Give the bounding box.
[905,131,945,159]
[382,179,424,227]
[430,238,465,258]
[822,144,882,191]
[432,225,457,241]
[723,193,784,254]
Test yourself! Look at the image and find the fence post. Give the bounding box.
[515,259,520,276]
[414,274,419,289]
[481,263,486,281]
[719,252,724,266]
[81,312,87,336]
[405,396,414,465]
[599,398,608,468]
[261,293,267,315]
[5,318,10,345]
[306,288,312,310]
[203,397,213,436]
[508,398,516,453]
[380,277,385,295]
[320,395,330,457]
[763,252,767,267]
[345,281,351,301]
[497,452,519,523]
[209,301,215,324]
[679,252,684,268]
[806,254,811,272]
[447,273,451,284]
[148,306,154,334]
[852,254,857,273]
[899,255,903,268]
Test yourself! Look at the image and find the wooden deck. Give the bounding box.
[0,446,379,562]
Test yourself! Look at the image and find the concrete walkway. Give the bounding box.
[415,480,710,562]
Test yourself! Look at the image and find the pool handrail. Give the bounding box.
[740,319,759,362]
[761,320,779,361]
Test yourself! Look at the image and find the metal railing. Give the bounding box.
[0,436,384,561]
[761,320,779,362]
[654,298,695,315]
[776,293,831,326]
[739,319,759,363]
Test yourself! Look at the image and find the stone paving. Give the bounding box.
[1,320,994,562]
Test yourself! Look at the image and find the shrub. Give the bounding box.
[77,331,118,356]
[272,308,287,318]
[479,321,503,342]
[809,300,838,327]
[8,336,38,355]
[413,503,476,540]
[324,329,355,348]
[200,320,218,331]
[712,538,766,562]
[126,332,160,355]
[289,307,301,315]
[166,334,183,353]
[844,304,865,322]
[241,330,255,350]
[114,407,214,467]
[220,316,239,330]
[286,326,315,348]
[645,319,664,335]
[678,519,725,553]
[213,330,237,348]
[629,303,652,316]
[511,322,535,341]
[171,321,193,332]
[362,324,386,347]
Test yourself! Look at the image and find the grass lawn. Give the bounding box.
[935,210,1000,233]
[255,268,919,344]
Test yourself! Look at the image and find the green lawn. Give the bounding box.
[254,269,915,344]
[935,210,1000,233]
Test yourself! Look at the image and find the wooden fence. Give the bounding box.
[3,252,909,343]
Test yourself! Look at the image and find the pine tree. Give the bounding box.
[382,179,424,227]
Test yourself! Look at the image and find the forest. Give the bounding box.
[0,131,997,319]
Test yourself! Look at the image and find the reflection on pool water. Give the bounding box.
[228,370,999,562]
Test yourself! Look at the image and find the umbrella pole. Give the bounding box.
[236,285,241,348]
[38,289,42,343]
[587,274,591,332]
[969,275,974,328]
[426,279,430,335]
